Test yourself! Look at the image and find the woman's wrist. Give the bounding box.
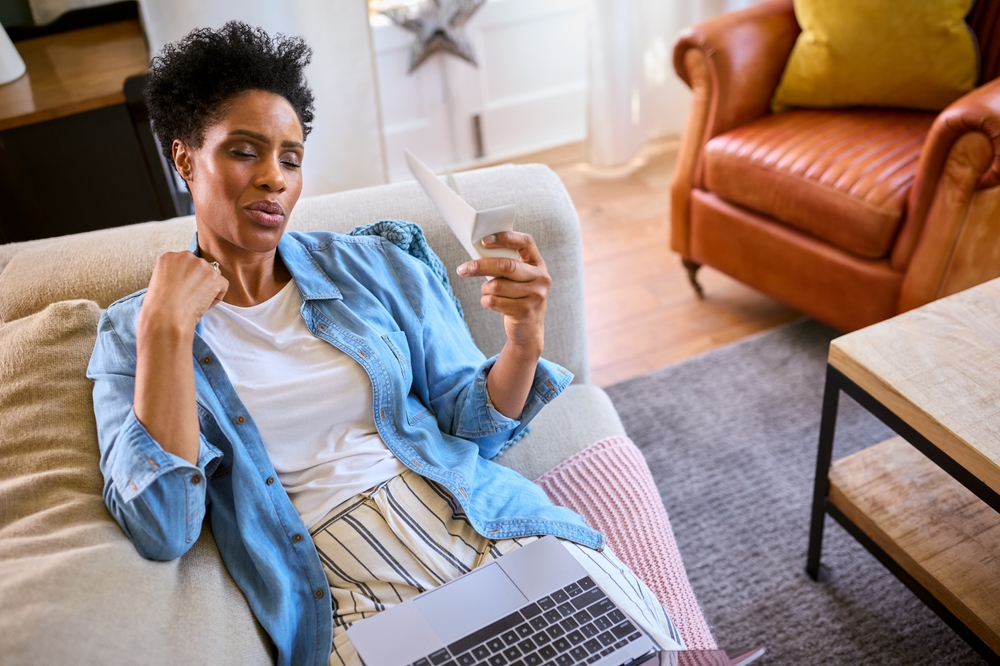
[138,307,197,347]
[486,340,543,420]
[502,337,543,364]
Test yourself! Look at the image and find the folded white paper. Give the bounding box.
[406,150,519,262]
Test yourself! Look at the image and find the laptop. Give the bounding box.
[347,536,763,666]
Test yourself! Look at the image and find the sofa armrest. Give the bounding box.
[495,385,625,481]
[670,0,799,256]
[534,436,716,650]
[893,78,1000,273]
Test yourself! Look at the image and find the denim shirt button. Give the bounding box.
[236,415,246,425]
[314,589,325,599]
[191,475,202,486]
[266,476,275,485]
[293,533,303,543]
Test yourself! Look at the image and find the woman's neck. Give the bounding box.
[199,244,292,307]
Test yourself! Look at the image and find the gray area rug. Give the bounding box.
[605,319,986,665]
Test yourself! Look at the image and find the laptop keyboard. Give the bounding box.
[408,577,644,666]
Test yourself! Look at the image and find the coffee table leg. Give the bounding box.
[806,365,840,582]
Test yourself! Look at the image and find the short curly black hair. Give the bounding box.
[145,21,315,166]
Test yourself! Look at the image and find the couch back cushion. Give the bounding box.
[0,300,272,665]
[0,164,589,383]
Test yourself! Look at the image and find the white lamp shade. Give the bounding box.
[0,24,26,86]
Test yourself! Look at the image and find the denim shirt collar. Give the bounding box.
[187,231,342,301]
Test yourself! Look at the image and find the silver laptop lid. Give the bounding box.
[348,536,657,666]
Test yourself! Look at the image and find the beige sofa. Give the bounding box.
[0,164,709,664]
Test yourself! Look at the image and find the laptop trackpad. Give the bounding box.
[414,562,528,644]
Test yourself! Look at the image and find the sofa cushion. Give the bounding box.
[703,108,935,259]
[535,436,716,650]
[0,300,272,666]
[0,219,196,323]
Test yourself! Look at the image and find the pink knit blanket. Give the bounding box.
[534,436,716,650]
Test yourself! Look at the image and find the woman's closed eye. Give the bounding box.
[229,148,299,169]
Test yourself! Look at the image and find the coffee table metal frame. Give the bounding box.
[806,364,1000,664]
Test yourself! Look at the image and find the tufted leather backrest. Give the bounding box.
[968,0,1000,83]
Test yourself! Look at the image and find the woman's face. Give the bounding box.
[173,89,305,257]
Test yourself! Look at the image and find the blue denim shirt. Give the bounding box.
[87,230,600,666]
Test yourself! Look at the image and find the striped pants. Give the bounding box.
[310,470,685,666]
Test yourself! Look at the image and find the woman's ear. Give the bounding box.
[172,139,194,182]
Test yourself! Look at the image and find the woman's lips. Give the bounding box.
[244,200,285,227]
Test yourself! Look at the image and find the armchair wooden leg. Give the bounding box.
[681,258,705,299]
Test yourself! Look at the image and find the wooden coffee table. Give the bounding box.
[806,278,1000,664]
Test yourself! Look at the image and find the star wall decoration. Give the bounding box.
[380,0,487,73]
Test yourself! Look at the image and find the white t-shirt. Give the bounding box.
[201,279,406,529]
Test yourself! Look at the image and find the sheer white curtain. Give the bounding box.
[588,0,758,168]
[139,0,388,197]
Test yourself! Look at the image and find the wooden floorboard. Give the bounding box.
[493,141,801,387]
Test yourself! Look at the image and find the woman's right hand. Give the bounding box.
[139,251,229,337]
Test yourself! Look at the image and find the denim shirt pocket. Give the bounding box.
[381,331,432,425]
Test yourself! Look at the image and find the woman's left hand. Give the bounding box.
[457,231,550,357]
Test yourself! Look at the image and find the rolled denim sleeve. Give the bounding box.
[87,305,221,561]
[454,354,573,459]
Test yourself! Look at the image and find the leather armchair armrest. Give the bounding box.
[670,0,799,256]
[892,77,1000,271]
[672,0,799,142]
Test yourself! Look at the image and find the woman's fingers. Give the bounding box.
[482,231,544,262]
[457,256,523,280]
[457,232,547,280]
[143,252,229,332]
[481,275,547,299]
[456,231,551,351]
[480,294,540,319]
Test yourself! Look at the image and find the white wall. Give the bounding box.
[138,0,388,197]
[372,0,590,181]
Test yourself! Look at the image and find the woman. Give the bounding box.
[87,22,683,666]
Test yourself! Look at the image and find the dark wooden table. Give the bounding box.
[0,20,185,244]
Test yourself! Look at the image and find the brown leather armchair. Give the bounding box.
[670,0,1000,331]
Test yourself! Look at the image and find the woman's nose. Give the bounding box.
[255,155,286,192]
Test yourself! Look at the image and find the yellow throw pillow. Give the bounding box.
[772,0,978,113]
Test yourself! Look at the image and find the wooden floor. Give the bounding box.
[505,142,801,387]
